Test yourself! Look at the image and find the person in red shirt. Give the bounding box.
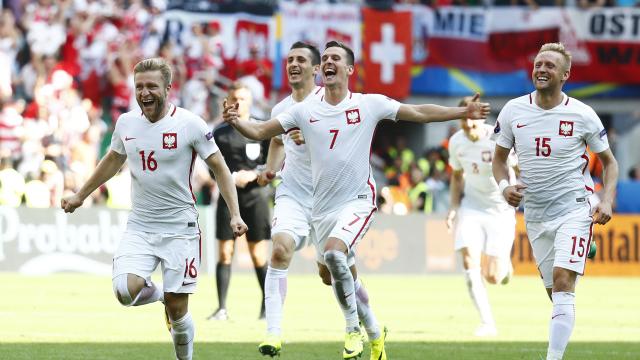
[237,44,273,99]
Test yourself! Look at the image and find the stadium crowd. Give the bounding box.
[0,0,632,212]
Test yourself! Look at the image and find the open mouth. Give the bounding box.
[141,99,155,110]
[323,67,336,80]
[288,68,301,76]
[535,76,549,85]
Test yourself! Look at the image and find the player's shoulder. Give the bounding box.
[271,95,293,117]
[173,106,204,124]
[503,93,533,110]
[449,129,466,146]
[213,122,232,136]
[116,109,142,126]
[564,96,598,118]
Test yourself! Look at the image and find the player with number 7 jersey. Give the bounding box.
[222,41,490,360]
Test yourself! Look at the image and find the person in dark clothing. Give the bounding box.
[207,81,271,321]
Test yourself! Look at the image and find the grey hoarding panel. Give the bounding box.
[0,207,456,275]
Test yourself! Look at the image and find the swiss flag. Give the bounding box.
[362,9,412,99]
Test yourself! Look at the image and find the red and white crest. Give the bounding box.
[346,109,361,125]
[163,132,177,149]
[481,150,492,163]
[559,121,574,137]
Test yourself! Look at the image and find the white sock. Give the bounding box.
[354,278,381,340]
[547,292,575,360]
[171,312,195,360]
[324,250,359,333]
[131,279,163,306]
[264,266,288,336]
[464,268,494,325]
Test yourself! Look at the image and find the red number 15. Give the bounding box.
[535,137,551,157]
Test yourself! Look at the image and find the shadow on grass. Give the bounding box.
[1,341,639,360]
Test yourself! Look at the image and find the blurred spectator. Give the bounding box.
[237,43,273,99]
[0,151,25,206]
[0,98,24,158]
[629,165,640,181]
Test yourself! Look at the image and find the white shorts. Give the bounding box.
[272,194,312,251]
[526,205,593,288]
[454,207,516,259]
[112,230,201,294]
[312,200,377,267]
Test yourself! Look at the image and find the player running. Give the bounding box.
[493,43,618,360]
[447,95,517,337]
[222,41,489,360]
[256,42,385,359]
[62,58,247,360]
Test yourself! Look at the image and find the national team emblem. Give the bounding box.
[346,109,361,125]
[481,150,492,163]
[559,121,574,137]
[163,132,177,149]
[246,143,261,160]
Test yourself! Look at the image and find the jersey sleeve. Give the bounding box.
[110,116,126,155]
[276,102,303,131]
[495,102,515,149]
[448,136,462,171]
[270,101,285,141]
[583,107,609,154]
[192,117,219,160]
[367,94,401,123]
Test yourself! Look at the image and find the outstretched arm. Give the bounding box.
[222,100,285,140]
[61,150,127,212]
[396,93,490,123]
[205,151,248,237]
[592,148,618,225]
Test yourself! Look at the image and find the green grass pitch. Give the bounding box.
[1,273,639,359]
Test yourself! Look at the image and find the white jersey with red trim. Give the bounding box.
[495,92,609,221]
[270,86,324,206]
[277,92,401,215]
[111,104,219,234]
[448,124,514,214]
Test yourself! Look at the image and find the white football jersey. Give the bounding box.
[111,104,219,234]
[496,92,609,221]
[277,92,400,215]
[448,124,514,214]
[270,86,324,207]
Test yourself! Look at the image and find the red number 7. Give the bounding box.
[329,129,339,149]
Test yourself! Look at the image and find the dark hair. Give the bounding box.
[325,40,354,65]
[290,41,320,65]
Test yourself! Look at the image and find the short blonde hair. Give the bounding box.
[538,42,572,71]
[133,58,172,86]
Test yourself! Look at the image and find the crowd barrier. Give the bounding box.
[0,207,637,276]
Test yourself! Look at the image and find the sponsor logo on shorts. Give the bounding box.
[182,281,196,286]
[569,259,580,263]
[358,195,367,199]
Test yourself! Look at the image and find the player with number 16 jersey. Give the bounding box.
[111,103,217,234]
